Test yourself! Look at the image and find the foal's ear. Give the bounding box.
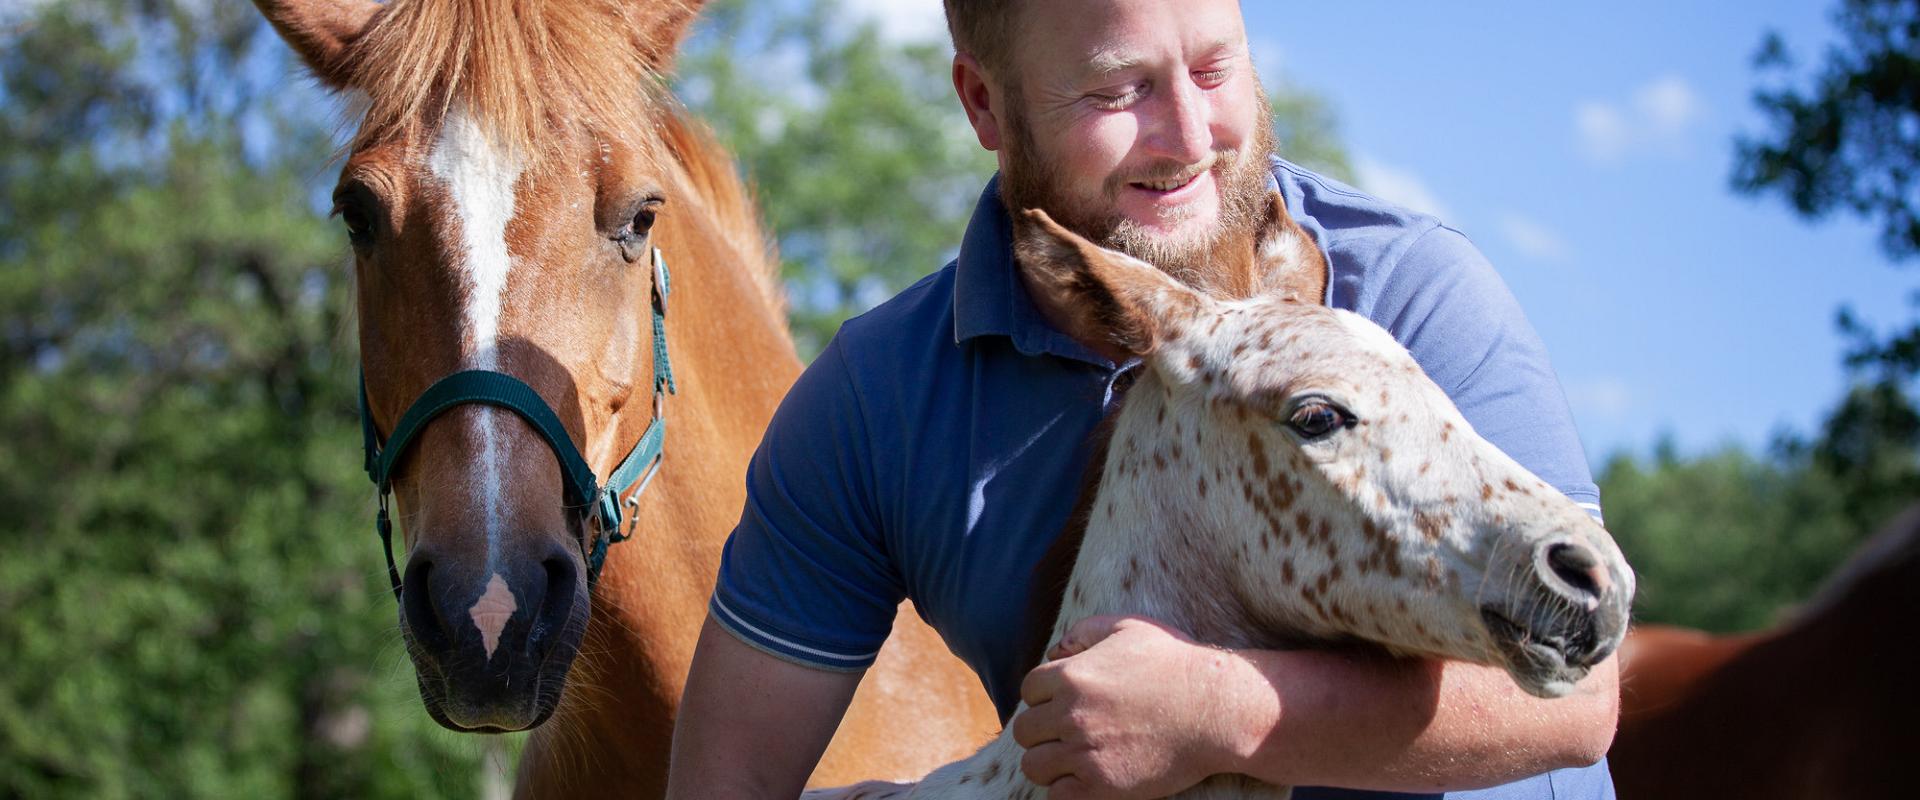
[1014,209,1206,356]
[1253,190,1329,306]
[251,0,381,89]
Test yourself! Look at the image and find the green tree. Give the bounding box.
[1596,440,1880,632]
[0,2,492,797]
[1733,0,1920,262]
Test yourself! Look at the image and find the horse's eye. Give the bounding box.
[332,184,379,248]
[614,198,665,263]
[1287,399,1354,440]
[339,204,373,243]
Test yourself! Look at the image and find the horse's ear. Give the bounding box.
[635,0,709,72]
[1253,189,1329,306]
[251,0,381,89]
[1014,208,1206,356]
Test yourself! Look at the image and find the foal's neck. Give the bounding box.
[1050,376,1267,650]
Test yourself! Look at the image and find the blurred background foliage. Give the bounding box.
[0,0,1913,796]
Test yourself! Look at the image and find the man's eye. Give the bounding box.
[1090,83,1147,110]
[1194,67,1230,87]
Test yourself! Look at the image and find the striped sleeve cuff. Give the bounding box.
[707,594,881,673]
[1557,486,1604,524]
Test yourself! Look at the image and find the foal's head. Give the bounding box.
[256,0,730,731]
[1017,196,1633,697]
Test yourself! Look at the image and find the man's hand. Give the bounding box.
[1007,613,1619,797]
[1010,615,1267,799]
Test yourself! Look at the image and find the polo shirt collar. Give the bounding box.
[951,174,1116,367]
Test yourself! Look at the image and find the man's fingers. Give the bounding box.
[1019,660,1063,707]
[1009,699,1066,749]
[1044,774,1092,800]
[1016,739,1077,788]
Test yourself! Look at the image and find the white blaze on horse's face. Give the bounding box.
[426,103,528,578]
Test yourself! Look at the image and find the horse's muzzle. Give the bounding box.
[399,537,588,732]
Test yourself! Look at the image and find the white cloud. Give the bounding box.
[1636,75,1700,132]
[1576,74,1703,163]
[1354,156,1455,223]
[1497,213,1571,262]
[841,0,948,45]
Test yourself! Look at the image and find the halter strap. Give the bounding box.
[361,247,675,600]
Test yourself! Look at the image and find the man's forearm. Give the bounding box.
[1211,646,1619,792]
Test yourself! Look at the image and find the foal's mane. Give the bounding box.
[339,0,780,311]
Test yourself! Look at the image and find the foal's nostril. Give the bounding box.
[1544,542,1610,604]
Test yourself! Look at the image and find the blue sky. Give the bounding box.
[847,0,1916,465]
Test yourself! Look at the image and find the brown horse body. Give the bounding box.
[252,1,994,795]
[1611,505,1920,799]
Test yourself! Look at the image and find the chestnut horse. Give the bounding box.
[1610,503,1920,798]
[251,0,996,794]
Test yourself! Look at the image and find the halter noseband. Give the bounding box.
[359,247,676,600]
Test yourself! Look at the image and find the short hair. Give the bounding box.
[943,0,1022,81]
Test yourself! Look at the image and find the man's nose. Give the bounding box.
[1141,78,1213,165]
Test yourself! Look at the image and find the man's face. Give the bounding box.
[995,0,1273,280]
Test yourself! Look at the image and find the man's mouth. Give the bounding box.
[1131,172,1203,194]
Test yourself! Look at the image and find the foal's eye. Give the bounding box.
[1286,398,1355,440]
[613,197,665,263]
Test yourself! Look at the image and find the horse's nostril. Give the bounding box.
[1545,542,1610,603]
[402,558,455,654]
[530,554,580,653]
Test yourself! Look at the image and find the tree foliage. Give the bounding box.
[0,3,492,797]
[1733,0,1920,262]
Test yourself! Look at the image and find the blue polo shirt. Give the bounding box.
[711,158,1612,799]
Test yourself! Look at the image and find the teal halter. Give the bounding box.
[360,247,676,600]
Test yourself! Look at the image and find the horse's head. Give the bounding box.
[255,0,713,732]
[1016,195,1634,698]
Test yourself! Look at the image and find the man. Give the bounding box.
[669,0,1619,797]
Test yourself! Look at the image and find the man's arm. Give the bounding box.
[1014,616,1617,798]
[668,615,864,800]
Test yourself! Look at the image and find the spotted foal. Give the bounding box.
[809,195,1634,800]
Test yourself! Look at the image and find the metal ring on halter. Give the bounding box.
[651,247,668,316]
[618,455,663,542]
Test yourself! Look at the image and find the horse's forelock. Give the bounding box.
[340,0,667,164]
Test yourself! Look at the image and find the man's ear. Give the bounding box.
[1252,190,1329,305]
[251,0,381,88]
[952,53,1004,152]
[1014,209,1206,356]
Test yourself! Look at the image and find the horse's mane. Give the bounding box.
[339,0,781,312]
